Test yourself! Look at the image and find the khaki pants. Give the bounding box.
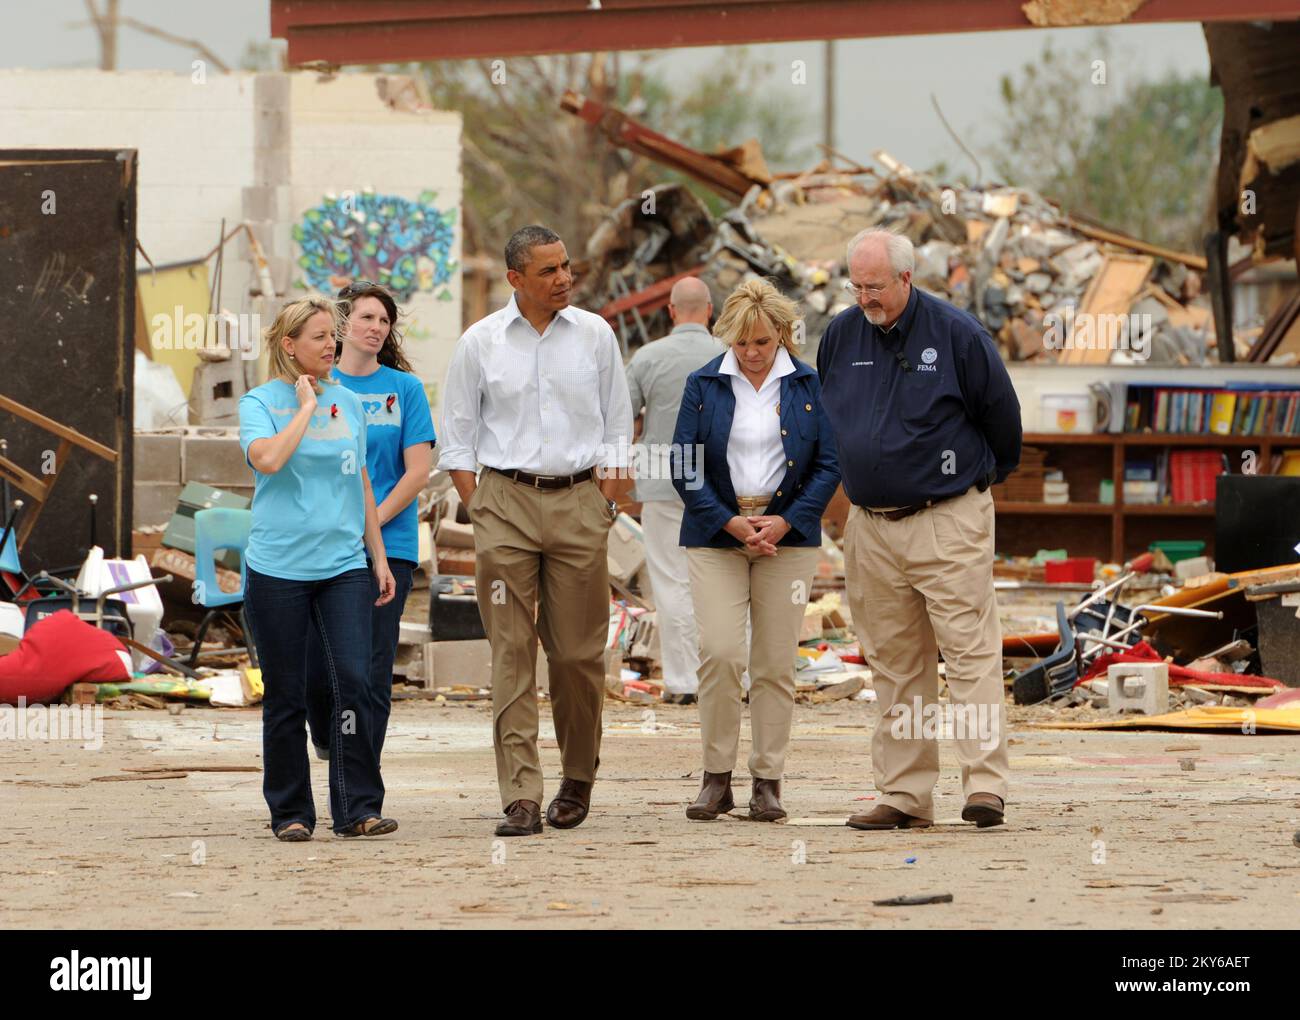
[468,470,613,809]
[639,499,702,695]
[687,543,818,779]
[843,485,1009,819]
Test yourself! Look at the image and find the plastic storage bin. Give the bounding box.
[1149,540,1206,564]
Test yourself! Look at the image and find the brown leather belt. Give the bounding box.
[864,492,957,522]
[490,466,595,490]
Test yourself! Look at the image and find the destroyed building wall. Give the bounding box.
[0,70,463,415]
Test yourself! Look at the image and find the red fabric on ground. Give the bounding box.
[0,610,131,704]
[1079,640,1284,689]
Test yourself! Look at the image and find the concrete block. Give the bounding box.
[1175,556,1212,581]
[423,639,492,688]
[133,432,183,483]
[1107,661,1169,715]
[183,433,253,487]
[133,482,183,528]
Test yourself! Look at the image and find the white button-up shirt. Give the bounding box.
[438,293,633,475]
[721,345,796,497]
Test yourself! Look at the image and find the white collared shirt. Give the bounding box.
[721,345,796,497]
[439,293,633,475]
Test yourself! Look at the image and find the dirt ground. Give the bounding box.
[3,695,1298,929]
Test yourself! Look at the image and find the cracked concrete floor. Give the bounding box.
[2,697,1298,929]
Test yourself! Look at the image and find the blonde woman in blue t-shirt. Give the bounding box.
[238,296,397,842]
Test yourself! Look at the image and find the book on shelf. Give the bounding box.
[1115,382,1300,437]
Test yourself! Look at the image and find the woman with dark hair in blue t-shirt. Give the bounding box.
[306,282,436,768]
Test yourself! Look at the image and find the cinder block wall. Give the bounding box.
[133,428,252,528]
[0,70,258,302]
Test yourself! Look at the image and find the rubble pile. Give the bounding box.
[576,151,1215,365]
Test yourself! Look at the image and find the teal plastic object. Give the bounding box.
[193,507,251,608]
[0,530,19,575]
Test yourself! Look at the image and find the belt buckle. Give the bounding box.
[534,474,556,489]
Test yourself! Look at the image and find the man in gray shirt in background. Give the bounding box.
[626,277,725,704]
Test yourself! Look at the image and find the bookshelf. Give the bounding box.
[994,432,1300,563]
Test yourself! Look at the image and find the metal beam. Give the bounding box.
[272,0,1300,66]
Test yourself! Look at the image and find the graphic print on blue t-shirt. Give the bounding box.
[332,365,436,564]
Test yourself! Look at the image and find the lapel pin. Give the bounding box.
[386,394,396,413]
[330,404,339,418]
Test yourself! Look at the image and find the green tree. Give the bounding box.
[991,37,1221,251]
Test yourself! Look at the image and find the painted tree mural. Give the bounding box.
[294,189,458,302]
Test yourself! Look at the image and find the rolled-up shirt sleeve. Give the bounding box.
[597,323,633,469]
[437,334,483,472]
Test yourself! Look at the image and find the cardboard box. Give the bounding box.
[606,512,646,584]
[435,517,475,550]
[151,546,242,597]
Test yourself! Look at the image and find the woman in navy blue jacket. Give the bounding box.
[671,278,840,823]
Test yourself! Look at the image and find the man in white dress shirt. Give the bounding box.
[440,226,633,837]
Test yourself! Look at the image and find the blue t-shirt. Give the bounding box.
[332,365,436,565]
[238,380,368,581]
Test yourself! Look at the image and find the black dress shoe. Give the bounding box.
[496,799,542,836]
[545,778,592,829]
[686,771,734,820]
[663,693,697,705]
[748,778,787,822]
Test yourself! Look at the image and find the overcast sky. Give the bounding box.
[5,1,1211,173]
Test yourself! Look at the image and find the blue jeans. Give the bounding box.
[306,559,415,771]
[244,566,384,835]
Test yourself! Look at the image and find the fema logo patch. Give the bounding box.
[921,347,938,364]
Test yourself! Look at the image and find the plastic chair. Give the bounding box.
[1012,602,1079,705]
[191,508,258,668]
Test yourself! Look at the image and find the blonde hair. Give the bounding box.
[712,278,801,356]
[264,296,342,394]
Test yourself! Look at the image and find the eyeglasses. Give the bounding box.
[843,278,895,299]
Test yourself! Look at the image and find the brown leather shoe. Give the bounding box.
[961,792,1005,828]
[495,799,542,837]
[545,778,592,829]
[686,771,734,820]
[748,778,787,822]
[846,804,933,830]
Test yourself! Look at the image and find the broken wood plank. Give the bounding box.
[1063,253,1155,365]
[91,771,189,782]
[122,765,260,773]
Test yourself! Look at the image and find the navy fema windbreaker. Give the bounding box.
[815,286,1022,509]
[670,351,841,549]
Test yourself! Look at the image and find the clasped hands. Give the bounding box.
[724,514,790,555]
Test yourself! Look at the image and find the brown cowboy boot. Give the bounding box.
[748,778,787,822]
[686,771,734,820]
